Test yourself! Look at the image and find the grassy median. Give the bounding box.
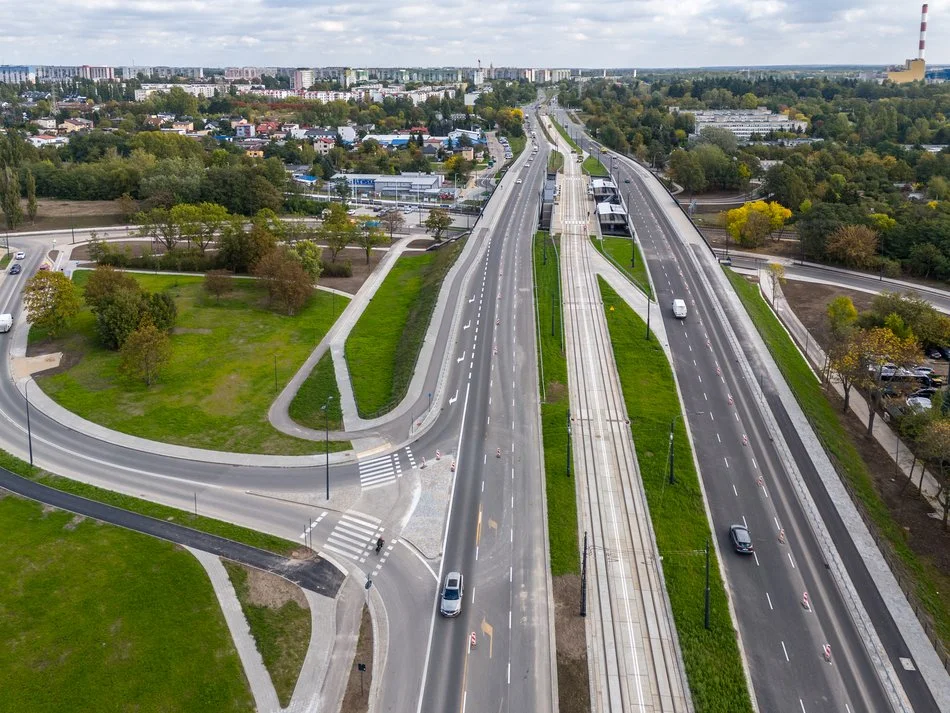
[582,156,609,177]
[34,273,350,455]
[548,150,565,173]
[725,268,950,657]
[289,352,344,431]
[599,278,753,713]
[550,117,580,153]
[0,448,299,556]
[346,241,464,417]
[590,236,651,297]
[224,562,311,707]
[0,494,254,713]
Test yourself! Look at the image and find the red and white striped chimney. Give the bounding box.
[919,3,928,60]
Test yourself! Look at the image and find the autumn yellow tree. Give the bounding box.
[825,224,879,269]
[724,200,791,248]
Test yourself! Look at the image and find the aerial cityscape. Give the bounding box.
[2,2,950,713]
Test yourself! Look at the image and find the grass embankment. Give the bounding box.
[288,352,344,431]
[582,156,609,177]
[34,273,350,455]
[599,278,753,712]
[0,449,299,556]
[550,117,580,153]
[503,134,527,160]
[547,150,564,174]
[724,268,950,657]
[347,241,465,417]
[224,562,311,707]
[590,236,652,297]
[538,117,555,145]
[534,232,590,713]
[0,494,254,713]
[0,253,11,269]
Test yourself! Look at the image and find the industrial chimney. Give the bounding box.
[919,3,928,61]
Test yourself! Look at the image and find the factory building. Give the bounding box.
[887,4,929,84]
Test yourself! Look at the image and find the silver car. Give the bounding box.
[439,571,464,617]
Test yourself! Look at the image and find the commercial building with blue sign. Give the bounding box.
[330,172,449,200]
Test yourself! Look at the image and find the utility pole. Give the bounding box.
[668,419,675,485]
[566,410,572,477]
[645,298,652,341]
[580,531,588,617]
[704,538,711,629]
[25,381,33,467]
[324,396,334,501]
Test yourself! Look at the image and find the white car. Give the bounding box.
[907,396,933,412]
[516,179,523,184]
[672,298,687,319]
[14,251,25,260]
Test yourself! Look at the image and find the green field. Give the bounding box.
[533,232,578,575]
[550,117,581,153]
[288,351,344,431]
[0,448,299,555]
[725,268,950,657]
[0,495,254,713]
[346,242,464,417]
[34,272,351,455]
[0,252,11,269]
[590,236,652,297]
[599,278,753,713]
[547,150,565,173]
[582,156,609,177]
[224,562,311,707]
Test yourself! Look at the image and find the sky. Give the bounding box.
[0,0,946,69]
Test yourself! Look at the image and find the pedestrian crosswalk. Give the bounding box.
[358,447,417,489]
[322,513,383,564]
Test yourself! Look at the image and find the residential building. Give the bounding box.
[58,117,94,133]
[292,69,314,90]
[32,117,57,131]
[682,106,808,140]
[134,84,219,101]
[256,121,280,136]
[235,122,256,138]
[314,136,336,155]
[120,66,204,80]
[172,120,194,132]
[28,134,68,148]
[0,65,36,84]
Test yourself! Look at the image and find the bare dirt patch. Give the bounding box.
[321,246,386,296]
[782,281,876,350]
[340,605,373,713]
[554,574,591,713]
[63,514,85,531]
[406,239,434,250]
[8,199,126,233]
[171,327,212,335]
[243,566,309,610]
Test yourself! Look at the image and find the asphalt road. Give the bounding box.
[554,106,937,713]
[418,134,554,713]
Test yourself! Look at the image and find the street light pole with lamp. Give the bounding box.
[322,396,334,500]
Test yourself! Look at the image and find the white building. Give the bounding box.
[134,83,219,101]
[685,107,808,140]
[292,69,314,90]
[0,65,36,84]
[332,172,445,199]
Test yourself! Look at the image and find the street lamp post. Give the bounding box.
[645,297,652,340]
[323,396,334,500]
[704,538,711,629]
[667,418,675,485]
[566,409,572,477]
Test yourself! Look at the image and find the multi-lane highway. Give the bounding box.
[553,104,945,713]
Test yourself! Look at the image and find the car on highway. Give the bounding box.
[623,178,630,184]
[729,524,754,553]
[14,251,25,260]
[516,179,523,184]
[672,298,687,319]
[9,263,22,275]
[439,571,464,617]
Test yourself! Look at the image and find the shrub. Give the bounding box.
[320,260,352,278]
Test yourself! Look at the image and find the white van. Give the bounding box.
[672,299,687,319]
[0,314,12,333]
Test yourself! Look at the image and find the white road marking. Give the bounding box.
[782,641,789,662]
[716,433,721,443]
[753,551,760,566]
[766,592,773,610]
[732,484,738,496]
[788,552,796,568]
[724,457,729,468]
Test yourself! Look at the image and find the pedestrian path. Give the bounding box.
[322,513,384,564]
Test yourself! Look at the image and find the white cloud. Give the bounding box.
[0,0,944,67]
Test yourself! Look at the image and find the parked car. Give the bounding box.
[907,396,933,413]
[9,263,21,275]
[729,525,754,554]
[439,571,464,617]
[909,387,938,400]
[14,251,25,260]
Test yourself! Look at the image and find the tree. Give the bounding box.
[825,224,879,270]
[253,248,314,315]
[22,271,82,338]
[766,262,786,305]
[217,216,277,273]
[334,177,351,205]
[918,420,950,528]
[83,265,140,311]
[826,295,858,342]
[204,269,233,301]
[379,209,405,240]
[116,192,137,222]
[145,291,177,331]
[859,327,921,436]
[668,149,706,195]
[907,243,947,279]
[25,167,37,225]
[120,322,171,386]
[293,240,323,280]
[0,165,23,230]
[95,288,147,349]
[136,206,181,252]
[696,126,738,155]
[424,207,452,241]
[171,202,230,254]
[321,204,356,261]
[355,224,386,264]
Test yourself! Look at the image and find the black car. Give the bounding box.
[9,263,22,275]
[729,524,754,553]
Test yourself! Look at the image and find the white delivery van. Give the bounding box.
[0,314,12,333]
[672,299,687,319]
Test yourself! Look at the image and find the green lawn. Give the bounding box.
[501,133,527,160]
[0,448,299,556]
[590,236,652,297]
[547,150,564,173]
[724,268,950,657]
[533,232,578,575]
[0,252,11,269]
[288,351,344,431]
[599,278,753,713]
[34,273,351,455]
[224,562,311,708]
[346,242,464,417]
[0,495,254,713]
[582,156,609,177]
[550,117,580,153]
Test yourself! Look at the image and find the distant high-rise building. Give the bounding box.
[0,65,36,84]
[292,68,314,90]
